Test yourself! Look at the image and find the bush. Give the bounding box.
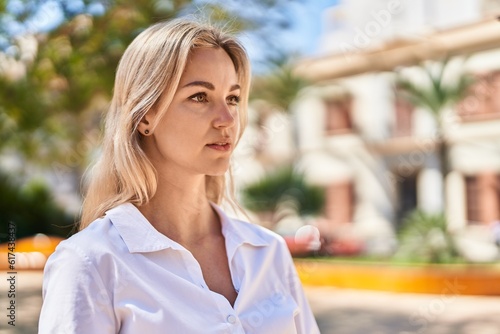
[393,210,462,264]
[0,171,75,239]
[242,166,325,216]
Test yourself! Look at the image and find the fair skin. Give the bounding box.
[137,47,241,306]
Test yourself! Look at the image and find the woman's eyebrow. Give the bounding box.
[182,81,240,91]
[183,81,215,90]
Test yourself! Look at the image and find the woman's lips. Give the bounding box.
[206,143,232,151]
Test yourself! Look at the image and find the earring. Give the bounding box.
[144,130,150,135]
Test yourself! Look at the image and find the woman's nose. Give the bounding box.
[213,103,236,129]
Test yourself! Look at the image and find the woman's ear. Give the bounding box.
[137,111,155,136]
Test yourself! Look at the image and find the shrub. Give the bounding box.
[393,210,462,263]
[0,171,74,239]
[242,166,325,217]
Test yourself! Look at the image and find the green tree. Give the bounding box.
[396,59,474,209]
[245,56,318,228]
[251,55,309,112]
[0,171,74,239]
[250,55,309,162]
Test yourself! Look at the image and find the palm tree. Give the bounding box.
[395,58,474,210]
[251,55,309,112]
[250,55,309,162]
[243,56,319,228]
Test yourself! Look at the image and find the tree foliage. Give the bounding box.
[0,171,74,238]
[395,58,475,205]
[251,54,309,112]
[395,59,474,122]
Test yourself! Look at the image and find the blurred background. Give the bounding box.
[2,0,500,333]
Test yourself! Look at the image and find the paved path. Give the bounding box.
[0,271,43,334]
[1,271,499,333]
[305,286,500,334]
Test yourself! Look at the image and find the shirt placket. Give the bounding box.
[180,250,245,334]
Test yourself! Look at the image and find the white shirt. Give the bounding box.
[39,202,320,334]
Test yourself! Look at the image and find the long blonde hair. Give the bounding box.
[79,18,251,230]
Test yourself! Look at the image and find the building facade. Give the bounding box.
[289,0,500,258]
[232,0,500,260]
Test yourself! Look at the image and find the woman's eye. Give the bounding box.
[227,95,240,106]
[190,93,208,103]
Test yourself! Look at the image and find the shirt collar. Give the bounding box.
[210,202,269,248]
[106,203,185,253]
[106,202,269,254]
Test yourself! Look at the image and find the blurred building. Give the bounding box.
[288,0,500,258]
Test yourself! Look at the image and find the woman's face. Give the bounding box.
[142,47,241,177]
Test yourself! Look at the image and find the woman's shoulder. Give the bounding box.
[60,214,114,244]
[46,215,123,269]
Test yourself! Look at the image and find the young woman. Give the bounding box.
[39,18,320,334]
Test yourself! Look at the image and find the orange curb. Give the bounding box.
[0,235,64,270]
[295,260,500,296]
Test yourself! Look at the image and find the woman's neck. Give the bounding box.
[137,171,220,246]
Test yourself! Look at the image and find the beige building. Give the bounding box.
[281,1,500,258]
[215,0,500,259]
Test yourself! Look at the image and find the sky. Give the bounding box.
[238,0,339,70]
[280,0,339,56]
[2,0,339,71]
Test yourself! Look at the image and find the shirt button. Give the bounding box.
[226,315,237,324]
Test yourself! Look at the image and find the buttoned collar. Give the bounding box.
[106,202,269,254]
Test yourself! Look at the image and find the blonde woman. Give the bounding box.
[39,18,319,334]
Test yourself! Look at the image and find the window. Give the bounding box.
[396,172,418,226]
[465,176,481,224]
[324,96,353,134]
[465,173,500,224]
[324,182,354,225]
[393,93,414,137]
[457,71,500,122]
